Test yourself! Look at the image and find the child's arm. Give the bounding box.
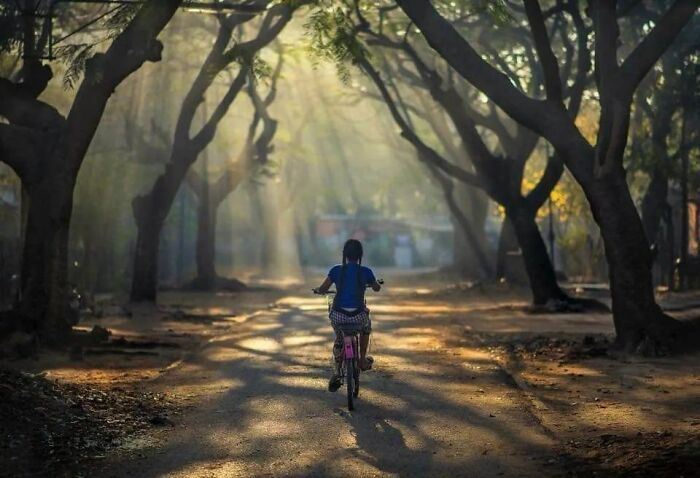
[314,276,333,294]
[367,269,381,291]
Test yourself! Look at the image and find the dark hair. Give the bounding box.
[342,239,363,264]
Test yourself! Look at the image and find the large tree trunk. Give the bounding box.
[19,175,75,341]
[130,147,193,301]
[506,203,568,305]
[130,200,165,302]
[588,175,679,352]
[193,197,219,290]
[496,216,518,280]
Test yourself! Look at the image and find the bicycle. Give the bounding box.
[313,280,383,411]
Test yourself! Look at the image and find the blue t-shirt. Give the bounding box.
[328,263,377,309]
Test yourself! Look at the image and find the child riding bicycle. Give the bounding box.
[314,239,381,392]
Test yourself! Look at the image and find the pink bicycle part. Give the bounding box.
[343,336,354,359]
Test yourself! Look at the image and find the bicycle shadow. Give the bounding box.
[340,405,436,476]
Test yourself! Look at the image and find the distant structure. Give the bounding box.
[311,214,454,269]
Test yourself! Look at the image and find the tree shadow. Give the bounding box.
[92,299,557,477]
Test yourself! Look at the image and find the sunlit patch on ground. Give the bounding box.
[236,336,282,353]
[56,285,699,478]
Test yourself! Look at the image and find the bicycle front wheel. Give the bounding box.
[346,359,355,411]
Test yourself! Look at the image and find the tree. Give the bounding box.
[394,0,698,352]
[130,2,305,302]
[0,0,182,341]
[310,1,590,304]
[185,58,281,290]
[628,18,699,286]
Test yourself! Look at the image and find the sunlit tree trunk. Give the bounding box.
[131,148,194,301]
[193,190,218,289]
[451,183,489,278]
[130,4,295,301]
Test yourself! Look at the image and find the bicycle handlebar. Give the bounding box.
[313,279,384,295]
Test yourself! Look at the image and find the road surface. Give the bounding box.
[102,290,561,477]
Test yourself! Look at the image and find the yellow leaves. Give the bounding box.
[519,149,590,222]
[574,102,600,146]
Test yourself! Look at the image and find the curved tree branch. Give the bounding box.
[524,0,563,102]
[358,55,481,189]
[619,0,697,98]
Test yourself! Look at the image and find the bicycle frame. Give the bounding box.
[338,329,360,410]
[343,334,356,360]
[313,279,383,411]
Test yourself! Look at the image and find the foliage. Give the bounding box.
[251,56,273,83]
[434,0,513,25]
[304,1,368,83]
[103,3,141,37]
[55,43,94,90]
[56,4,142,89]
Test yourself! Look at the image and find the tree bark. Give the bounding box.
[394,0,697,351]
[130,205,163,303]
[507,202,568,304]
[18,174,75,340]
[587,173,679,351]
[130,148,193,301]
[2,0,181,339]
[193,196,219,290]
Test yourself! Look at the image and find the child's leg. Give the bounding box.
[360,313,372,369]
[328,329,344,392]
[333,331,343,372]
[360,333,370,362]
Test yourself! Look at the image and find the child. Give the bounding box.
[314,239,381,392]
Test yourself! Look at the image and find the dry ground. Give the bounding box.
[1,280,699,477]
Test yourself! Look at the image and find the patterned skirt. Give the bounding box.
[329,308,371,344]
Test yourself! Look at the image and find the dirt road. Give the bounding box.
[99,288,563,477]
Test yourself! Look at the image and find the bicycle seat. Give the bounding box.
[337,324,364,335]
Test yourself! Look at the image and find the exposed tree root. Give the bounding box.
[528,296,610,314]
[613,314,700,356]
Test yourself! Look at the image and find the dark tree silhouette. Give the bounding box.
[395,0,698,352]
[0,0,182,341]
[339,3,591,305]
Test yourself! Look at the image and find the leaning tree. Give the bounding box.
[130,1,307,302]
[309,1,592,305]
[184,60,281,290]
[0,0,182,341]
[391,0,698,353]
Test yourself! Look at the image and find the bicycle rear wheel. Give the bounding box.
[353,360,360,397]
[346,359,354,410]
